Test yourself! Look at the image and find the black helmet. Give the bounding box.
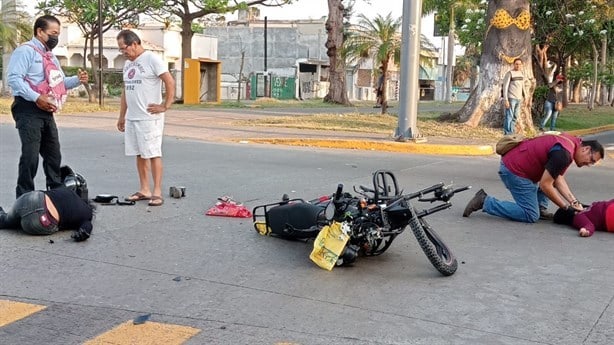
[61,165,89,202]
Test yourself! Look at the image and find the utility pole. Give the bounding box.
[98,0,104,106]
[395,0,423,141]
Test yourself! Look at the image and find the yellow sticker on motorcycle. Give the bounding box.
[309,221,350,271]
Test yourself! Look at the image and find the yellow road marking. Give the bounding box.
[245,138,495,156]
[0,300,47,327]
[84,320,200,345]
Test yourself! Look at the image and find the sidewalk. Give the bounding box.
[41,108,497,156]
[2,107,611,156]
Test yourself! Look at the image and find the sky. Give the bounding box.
[255,0,400,21]
[253,0,437,43]
[20,0,439,45]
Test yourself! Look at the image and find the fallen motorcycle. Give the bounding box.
[252,170,470,276]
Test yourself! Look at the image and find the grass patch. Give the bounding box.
[237,113,503,140]
[551,104,614,131]
[0,97,117,115]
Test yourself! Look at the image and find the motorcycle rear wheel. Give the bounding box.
[409,216,458,276]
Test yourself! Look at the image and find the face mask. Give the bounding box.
[46,35,59,50]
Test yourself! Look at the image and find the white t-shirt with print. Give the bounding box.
[123,51,168,121]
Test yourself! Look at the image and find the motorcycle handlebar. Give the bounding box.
[452,186,471,194]
[418,185,471,202]
[334,183,344,201]
[406,182,445,200]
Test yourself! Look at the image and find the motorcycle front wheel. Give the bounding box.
[409,216,458,276]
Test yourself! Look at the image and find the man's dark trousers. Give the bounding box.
[12,97,62,198]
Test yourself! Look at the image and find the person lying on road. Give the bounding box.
[553,199,614,237]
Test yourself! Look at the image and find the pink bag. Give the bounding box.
[205,197,252,218]
[25,44,67,107]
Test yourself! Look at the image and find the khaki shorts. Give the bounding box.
[125,119,164,158]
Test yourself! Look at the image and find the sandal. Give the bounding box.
[148,196,164,206]
[125,192,151,202]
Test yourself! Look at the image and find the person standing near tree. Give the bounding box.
[502,58,527,135]
[116,30,175,207]
[7,15,89,198]
[539,74,565,131]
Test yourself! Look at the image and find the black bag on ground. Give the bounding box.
[266,202,324,239]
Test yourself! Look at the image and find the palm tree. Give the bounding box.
[0,0,31,49]
[344,13,401,114]
[1,0,32,94]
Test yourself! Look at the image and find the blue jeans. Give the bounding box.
[503,98,521,135]
[482,162,548,223]
[540,100,559,131]
[0,191,59,235]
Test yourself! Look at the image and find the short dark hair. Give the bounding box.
[581,140,605,160]
[117,29,141,46]
[33,15,61,34]
[553,207,575,226]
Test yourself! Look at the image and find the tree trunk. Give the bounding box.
[237,51,245,103]
[445,6,455,103]
[533,44,550,84]
[179,17,195,102]
[572,79,582,103]
[323,0,351,105]
[84,37,95,103]
[589,40,598,110]
[599,36,607,106]
[380,60,390,114]
[457,0,534,133]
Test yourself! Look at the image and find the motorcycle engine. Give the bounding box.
[352,220,383,254]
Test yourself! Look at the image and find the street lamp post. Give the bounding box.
[395,0,423,141]
[98,0,103,106]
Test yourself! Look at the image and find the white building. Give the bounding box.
[2,20,218,98]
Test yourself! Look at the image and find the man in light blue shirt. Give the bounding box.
[7,14,88,198]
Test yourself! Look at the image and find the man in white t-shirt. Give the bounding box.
[116,30,175,206]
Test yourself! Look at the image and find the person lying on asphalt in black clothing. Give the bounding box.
[0,187,95,241]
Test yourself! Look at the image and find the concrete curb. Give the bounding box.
[241,126,614,156]
[243,138,495,156]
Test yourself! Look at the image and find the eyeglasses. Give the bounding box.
[589,148,597,166]
[118,43,132,53]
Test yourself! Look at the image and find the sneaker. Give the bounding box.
[539,207,554,220]
[463,189,487,217]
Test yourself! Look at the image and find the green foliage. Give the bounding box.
[531,85,549,117]
[533,85,549,102]
[0,0,32,50]
[532,0,613,64]
[192,22,204,34]
[343,13,402,68]
[37,0,164,40]
[104,71,124,97]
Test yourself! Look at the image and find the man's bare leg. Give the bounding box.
[136,155,151,197]
[150,156,163,198]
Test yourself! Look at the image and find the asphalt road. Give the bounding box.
[1,124,613,345]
